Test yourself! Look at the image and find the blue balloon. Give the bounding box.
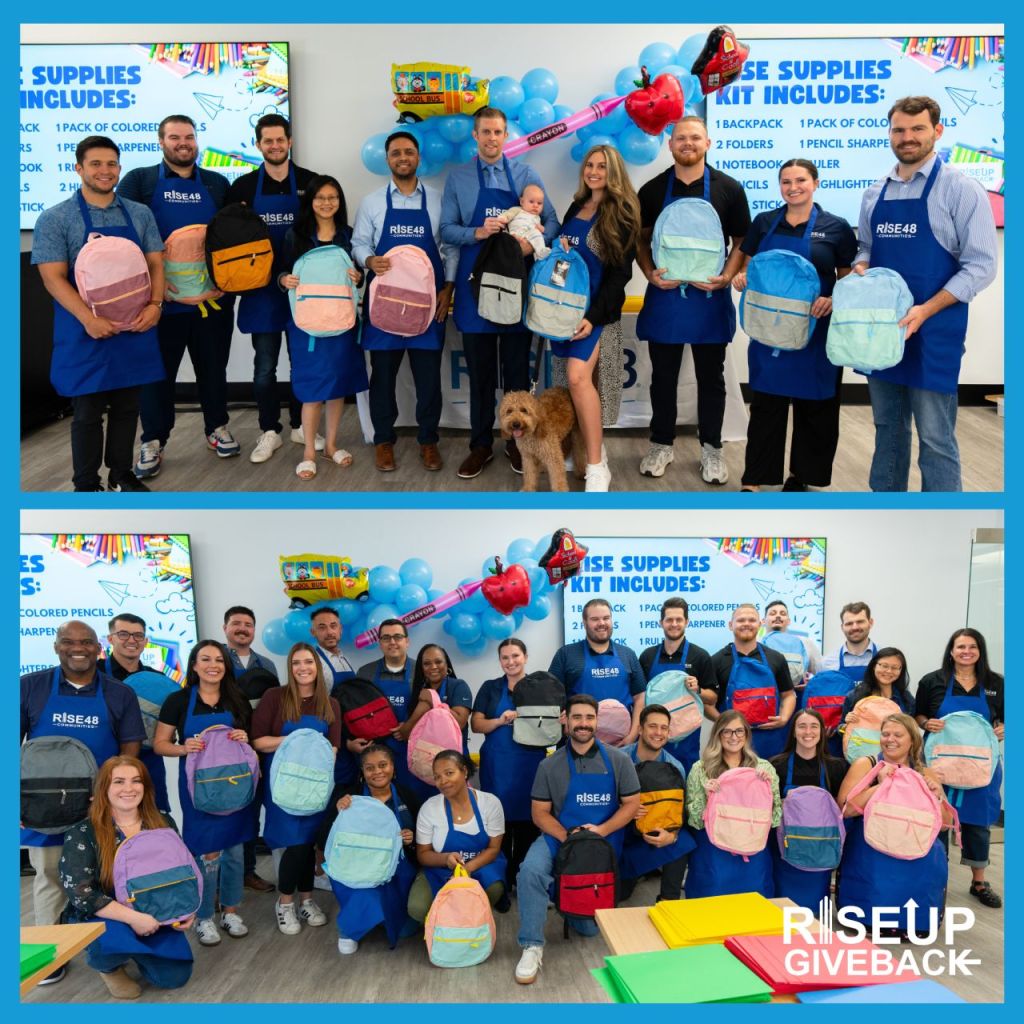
[458,578,488,615]
[336,599,363,626]
[423,133,453,167]
[615,64,643,96]
[520,67,559,103]
[638,41,678,75]
[368,565,401,603]
[682,73,703,106]
[517,97,555,134]
[505,538,536,566]
[436,114,472,144]
[457,634,489,659]
[457,138,478,164]
[360,132,390,176]
[570,141,587,163]
[512,611,525,631]
[506,121,524,141]
[261,618,291,656]
[589,92,627,135]
[552,104,574,124]
[488,76,525,120]
[396,583,428,614]
[481,607,515,641]
[617,123,663,165]
[443,617,456,636]
[427,587,445,604]
[677,34,707,73]
[450,612,482,645]
[524,594,552,621]
[586,133,617,152]
[527,565,551,595]
[284,608,311,643]
[657,63,688,85]
[532,534,554,562]
[399,557,433,590]
[416,159,435,178]
[365,604,399,633]
[516,557,538,571]
[482,556,500,580]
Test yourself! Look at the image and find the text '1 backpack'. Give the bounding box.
[511,671,565,748]
[635,759,685,834]
[826,268,913,372]
[289,245,357,341]
[469,231,527,325]
[653,198,725,293]
[20,735,98,834]
[323,794,402,888]
[270,728,335,815]
[761,632,809,686]
[777,783,845,871]
[740,249,820,351]
[523,247,590,342]
[368,244,437,337]
[842,696,901,764]
[924,711,1001,792]
[704,766,773,859]
[113,829,203,925]
[337,678,400,741]
[185,724,260,816]
[644,670,704,742]
[800,670,854,732]
[162,224,222,316]
[407,689,464,784]
[595,698,632,745]
[205,203,273,293]
[424,864,496,968]
[554,828,618,920]
[74,233,152,330]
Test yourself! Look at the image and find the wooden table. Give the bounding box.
[20,922,105,997]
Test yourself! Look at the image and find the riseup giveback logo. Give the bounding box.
[783,898,980,978]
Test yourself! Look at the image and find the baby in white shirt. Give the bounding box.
[497,184,550,258]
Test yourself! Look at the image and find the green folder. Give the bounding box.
[592,967,633,1003]
[20,943,57,980]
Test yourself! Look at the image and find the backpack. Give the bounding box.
[368,244,437,337]
[424,864,496,967]
[553,828,618,919]
[652,198,725,292]
[20,735,98,834]
[523,247,590,341]
[826,268,913,372]
[236,667,280,710]
[644,670,704,741]
[269,728,335,815]
[511,671,565,748]
[595,698,631,745]
[704,766,773,858]
[726,652,778,726]
[634,759,685,834]
[74,232,151,330]
[336,678,400,740]
[761,632,809,686]
[800,670,854,732]
[407,689,464,784]
[288,245,358,338]
[469,231,527,325]
[112,829,203,924]
[122,669,180,748]
[739,249,820,351]
[323,794,402,887]
[842,696,902,764]
[162,224,223,315]
[205,202,274,293]
[777,785,845,871]
[185,724,260,816]
[924,711,1001,791]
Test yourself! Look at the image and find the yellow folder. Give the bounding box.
[649,892,786,948]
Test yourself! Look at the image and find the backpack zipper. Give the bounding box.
[90,283,150,311]
[196,772,253,785]
[216,249,271,266]
[127,875,193,901]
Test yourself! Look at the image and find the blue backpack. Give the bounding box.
[826,268,913,372]
[123,669,180,748]
[740,250,820,351]
[800,670,854,734]
[924,711,1001,793]
[523,248,590,341]
[323,794,402,888]
[288,245,357,343]
[269,728,335,815]
[762,632,810,685]
[653,198,725,295]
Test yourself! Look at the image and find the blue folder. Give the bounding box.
[796,980,966,1004]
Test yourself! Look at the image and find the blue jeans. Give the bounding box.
[516,836,598,948]
[198,843,244,920]
[867,378,961,492]
[86,947,192,989]
[251,331,302,433]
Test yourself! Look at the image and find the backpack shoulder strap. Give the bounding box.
[840,757,885,816]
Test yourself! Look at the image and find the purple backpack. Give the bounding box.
[777,785,845,871]
[113,828,203,924]
[185,723,260,815]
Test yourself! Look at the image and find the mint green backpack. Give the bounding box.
[826,268,913,372]
[269,728,334,815]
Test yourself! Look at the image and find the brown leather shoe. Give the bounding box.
[505,437,523,474]
[375,442,396,472]
[244,873,275,893]
[420,443,443,471]
[99,966,141,999]
[457,446,494,479]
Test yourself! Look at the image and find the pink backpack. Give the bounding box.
[842,696,902,764]
[407,689,464,784]
[163,224,223,314]
[842,760,959,860]
[74,232,151,329]
[424,864,495,967]
[368,244,437,337]
[595,698,631,745]
[704,766,773,859]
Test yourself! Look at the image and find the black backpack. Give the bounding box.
[634,759,685,834]
[469,231,527,326]
[553,828,618,931]
[237,667,281,709]
[511,671,565,748]
[335,678,400,740]
[205,202,274,293]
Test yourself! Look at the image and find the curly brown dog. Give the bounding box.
[499,388,586,492]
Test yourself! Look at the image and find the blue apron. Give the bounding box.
[262,713,331,848]
[50,191,163,397]
[178,687,255,856]
[285,235,368,402]
[635,168,735,345]
[362,184,445,351]
[550,214,603,362]
[771,755,832,910]
[331,783,417,946]
[747,206,839,400]
[374,661,432,801]
[725,644,786,759]
[936,677,1002,824]
[838,645,877,685]
[579,643,633,708]
[22,668,121,847]
[544,741,625,859]
[238,165,299,333]
[423,789,508,896]
[316,646,355,687]
[868,160,968,395]
[452,157,526,334]
[647,640,701,775]
[478,679,547,823]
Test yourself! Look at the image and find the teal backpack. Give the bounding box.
[288,245,357,345]
[761,631,810,685]
[924,711,1001,795]
[826,268,913,372]
[523,247,590,341]
[269,728,334,815]
[740,249,820,351]
[653,198,725,295]
[323,794,402,888]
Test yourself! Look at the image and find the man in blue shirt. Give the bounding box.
[440,107,559,480]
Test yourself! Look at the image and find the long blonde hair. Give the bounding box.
[702,711,760,778]
[282,642,335,725]
[572,145,641,266]
[881,713,926,771]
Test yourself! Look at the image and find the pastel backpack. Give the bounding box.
[653,198,725,292]
[424,864,495,968]
[704,766,773,858]
[123,669,180,749]
[740,249,821,351]
[511,671,565,748]
[74,233,151,329]
[288,245,357,340]
[185,724,260,815]
[924,711,1001,791]
[826,268,913,372]
[644,670,704,741]
[634,759,685,834]
[777,764,845,871]
[162,224,223,316]
[407,690,464,784]
[761,632,809,686]
[595,698,631,745]
[323,795,402,888]
[842,696,901,764]
[20,735,98,834]
[800,670,854,733]
[523,247,590,342]
[368,244,436,337]
[113,829,203,924]
[269,728,335,815]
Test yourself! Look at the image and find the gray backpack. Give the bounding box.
[21,736,99,833]
[512,671,565,748]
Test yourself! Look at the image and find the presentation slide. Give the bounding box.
[19,41,290,229]
[19,533,197,679]
[710,36,1004,227]
[563,537,826,655]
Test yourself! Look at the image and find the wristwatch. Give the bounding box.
[148,300,164,310]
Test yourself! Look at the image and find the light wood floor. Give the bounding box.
[21,843,1003,1004]
[20,404,1003,493]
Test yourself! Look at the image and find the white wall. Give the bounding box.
[21,22,1004,388]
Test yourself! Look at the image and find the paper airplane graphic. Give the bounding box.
[193,92,225,120]
[98,580,131,606]
[750,578,776,602]
[945,87,977,116]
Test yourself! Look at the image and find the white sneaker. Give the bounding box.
[699,442,729,484]
[275,900,301,935]
[585,462,612,492]
[299,898,327,927]
[219,911,248,938]
[313,872,333,891]
[290,426,326,452]
[639,443,674,478]
[250,430,283,463]
[195,918,221,946]
[134,439,163,479]
[337,937,359,955]
[206,425,241,458]
[515,945,544,985]
[601,443,608,467]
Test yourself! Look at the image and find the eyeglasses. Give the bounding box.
[379,633,407,643]
[720,728,747,739]
[313,195,340,204]
[112,631,146,642]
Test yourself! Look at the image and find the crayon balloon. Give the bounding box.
[355,579,484,648]
[502,96,626,158]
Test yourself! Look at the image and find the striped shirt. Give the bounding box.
[855,155,998,303]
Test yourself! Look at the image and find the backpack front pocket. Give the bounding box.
[126,864,200,922]
[658,235,722,282]
[477,273,522,325]
[743,290,812,350]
